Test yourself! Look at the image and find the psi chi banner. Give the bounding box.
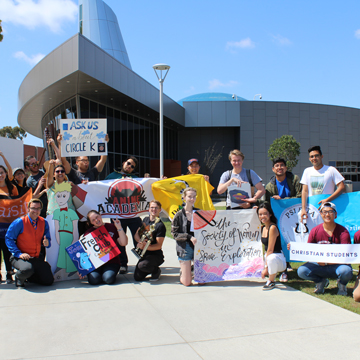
[193,209,263,283]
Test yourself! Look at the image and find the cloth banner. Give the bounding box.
[66,225,120,276]
[290,243,360,263]
[193,209,263,283]
[60,118,107,157]
[271,192,360,261]
[0,189,32,238]
[151,174,214,220]
[74,178,158,220]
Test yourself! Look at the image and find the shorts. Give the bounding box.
[178,242,194,262]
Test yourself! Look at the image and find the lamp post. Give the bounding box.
[153,63,170,178]
[254,94,262,100]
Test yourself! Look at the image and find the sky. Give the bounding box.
[0,0,359,147]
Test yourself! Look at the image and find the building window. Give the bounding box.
[329,160,359,181]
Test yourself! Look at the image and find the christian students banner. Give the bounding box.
[193,209,263,283]
[271,192,360,261]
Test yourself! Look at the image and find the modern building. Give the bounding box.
[18,0,360,190]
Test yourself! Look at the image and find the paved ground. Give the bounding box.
[1,230,360,359]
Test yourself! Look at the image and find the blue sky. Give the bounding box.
[1,0,359,146]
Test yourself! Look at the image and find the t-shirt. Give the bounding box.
[308,223,350,244]
[219,168,262,207]
[105,170,138,180]
[142,216,166,256]
[276,178,291,198]
[26,170,48,217]
[300,165,344,196]
[353,230,360,244]
[0,184,18,197]
[67,167,99,185]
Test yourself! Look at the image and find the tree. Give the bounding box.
[0,20,3,42]
[268,135,300,171]
[0,126,27,140]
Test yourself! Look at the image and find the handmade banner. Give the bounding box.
[193,209,263,283]
[271,192,360,261]
[74,178,157,220]
[289,242,360,264]
[151,174,214,220]
[66,225,120,276]
[60,118,107,157]
[0,189,32,237]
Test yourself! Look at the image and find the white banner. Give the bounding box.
[289,242,360,263]
[73,178,157,220]
[193,209,263,283]
[60,118,107,157]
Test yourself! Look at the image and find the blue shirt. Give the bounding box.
[5,214,51,258]
[275,178,291,198]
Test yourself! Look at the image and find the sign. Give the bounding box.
[193,209,263,283]
[290,242,360,263]
[66,225,120,276]
[60,118,107,157]
[228,183,251,208]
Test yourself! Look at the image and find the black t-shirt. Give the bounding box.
[142,216,166,256]
[67,167,99,185]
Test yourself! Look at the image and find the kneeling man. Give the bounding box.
[133,200,166,282]
[5,198,53,288]
[297,202,352,295]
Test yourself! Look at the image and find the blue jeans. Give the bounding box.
[87,263,120,285]
[178,242,194,262]
[297,262,353,285]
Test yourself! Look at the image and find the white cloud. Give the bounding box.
[14,51,45,65]
[355,29,360,39]
[271,34,292,46]
[208,79,238,90]
[0,0,78,33]
[226,38,255,51]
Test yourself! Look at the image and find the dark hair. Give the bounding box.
[24,155,36,168]
[0,165,16,196]
[124,156,138,169]
[257,203,277,224]
[308,145,322,155]
[54,164,65,171]
[272,158,286,167]
[86,210,101,228]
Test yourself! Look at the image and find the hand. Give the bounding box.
[47,138,54,146]
[161,175,167,179]
[239,202,251,209]
[272,195,281,200]
[49,159,56,165]
[190,236,197,245]
[20,253,30,260]
[43,236,49,247]
[203,175,209,182]
[137,241,146,250]
[287,243,291,250]
[57,133,62,142]
[300,208,307,222]
[38,177,46,187]
[317,199,328,207]
[113,218,122,230]
[261,268,268,279]
[105,134,109,143]
[78,272,85,280]
[231,178,246,187]
[242,197,257,204]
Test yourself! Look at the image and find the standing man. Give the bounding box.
[217,149,265,209]
[300,146,344,221]
[5,198,54,288]
[105,156,141,274]
[295,202,352,295]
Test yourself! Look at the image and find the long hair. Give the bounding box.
[0,165,16,196]
[257,202,277,224]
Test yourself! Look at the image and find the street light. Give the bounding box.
[153,63,170,178]
[254,94,262,100]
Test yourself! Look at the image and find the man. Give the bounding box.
[25,155,47,218]
[105,156,141,274]
[133,200,166,282]
[187,158,210,183]
[60,134,109,184]
[296,202,352,295]
[264,158,302,281]
[217,149,265,209]
[300,145,344,222]
[5,198,53,288]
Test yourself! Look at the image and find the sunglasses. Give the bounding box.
[126,161,135,169]
[55,170,65,174]
[29,162,39,168]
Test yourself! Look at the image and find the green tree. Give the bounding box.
[268,135,300,171]
[0,20,3,42]
[0,126,27,140]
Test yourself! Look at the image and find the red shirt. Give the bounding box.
[308,223,351,245]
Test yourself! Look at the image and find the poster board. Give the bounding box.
[228,183,251,208]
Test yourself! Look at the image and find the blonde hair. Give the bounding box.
[228,149,244,161]
[53,181,72,193]
[182,187,197,199]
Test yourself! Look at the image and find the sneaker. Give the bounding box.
[314,278,329,294]
[279,272,288,282]
[150,268,161,282]
[119,266,128,274]
[263,280,275,290]
[15,276,25,289]
[287,263,293,272]
[337,280,348,296]
[6,273,14,284]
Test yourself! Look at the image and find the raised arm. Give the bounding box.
[46,160,56,189]
[57,134,72,174]
[94,134,109,173]
[0,151,13,181]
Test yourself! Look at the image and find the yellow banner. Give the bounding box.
[151,174,215,219]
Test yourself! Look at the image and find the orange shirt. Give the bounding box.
[0,185,19,197]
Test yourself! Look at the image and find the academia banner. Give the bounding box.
[271,192,360,261]
[289,242,360,263]
[74,178,157,220]
[60,118,107,157]
[193,209,263,283]
[152,174,214,220]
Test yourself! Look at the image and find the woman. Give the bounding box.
[171,187,199,286]
[257,203,286,290]
[84,210,128,285]
[187,158,210,183]
[0,164,18,284]
[11,167,30,196]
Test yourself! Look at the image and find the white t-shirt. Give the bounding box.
[300,165,344,196]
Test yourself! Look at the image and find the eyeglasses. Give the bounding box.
[78,159,89,163]
[29,207,41,211]
[321,210,335,215]
[126,161,135,169]
[55,170,65,174]
[29,162,39,168]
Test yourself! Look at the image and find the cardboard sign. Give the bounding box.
[60,118,107,157]
[228,183,251,208]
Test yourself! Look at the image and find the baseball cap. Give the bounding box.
[319,202,337,213]
[188,158,199,166]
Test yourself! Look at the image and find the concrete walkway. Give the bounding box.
[1,235,360,360]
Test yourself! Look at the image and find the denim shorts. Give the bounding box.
[178,242,194,262]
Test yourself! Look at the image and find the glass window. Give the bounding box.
[80,98,89,118]
[90,101,98,118]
